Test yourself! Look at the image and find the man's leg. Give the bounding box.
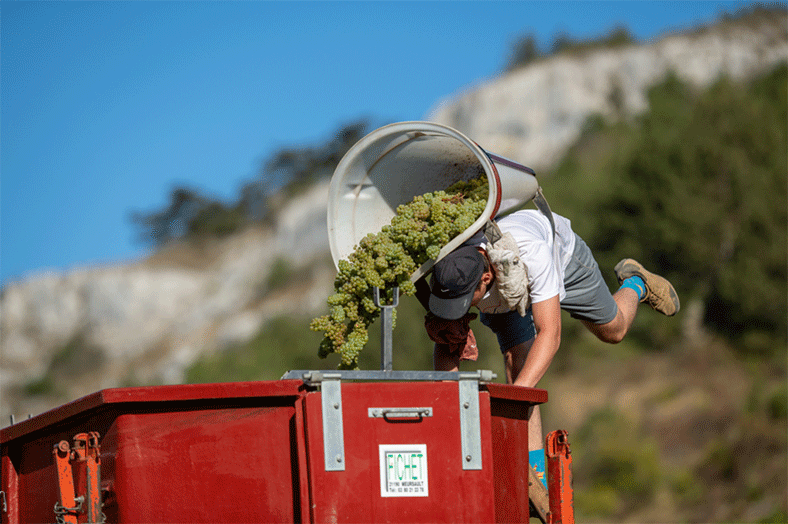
[504,339,547,487]
[578,259,679,344]
[581,286,640,343]
[503,340,543,449]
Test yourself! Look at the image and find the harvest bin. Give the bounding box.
[1,373,546,523]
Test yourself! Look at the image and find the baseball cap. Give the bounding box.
[428,246,485,320]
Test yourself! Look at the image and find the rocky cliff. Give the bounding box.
[428,13,787,170]
[1,180,337,421]
[2,12,786,423]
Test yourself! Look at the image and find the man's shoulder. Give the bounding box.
[497,210,550,236]
[498,210,572,239]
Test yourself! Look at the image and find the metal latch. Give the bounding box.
[53,432,104,524]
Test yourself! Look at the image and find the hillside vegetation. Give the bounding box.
[186,63,787,523]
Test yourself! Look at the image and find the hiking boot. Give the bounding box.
[614,258,680,316]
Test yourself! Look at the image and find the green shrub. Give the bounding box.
[573,408,661,518]
[544,64,788,356]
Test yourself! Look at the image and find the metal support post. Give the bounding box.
[52,432,104,524]
[53,441,78,524]
[546,429,574,524]
[373,286,398,371]
[72,432,103,523]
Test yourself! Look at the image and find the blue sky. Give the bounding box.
[1,0,754,283]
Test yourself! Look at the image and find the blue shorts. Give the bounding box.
[479,234,618,351]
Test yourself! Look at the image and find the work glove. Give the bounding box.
[485,232,530,316]
[424,312,479,361]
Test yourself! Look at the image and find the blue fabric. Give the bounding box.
[479,308,536,352]
[529,449,547,488]
[620,275,646,301]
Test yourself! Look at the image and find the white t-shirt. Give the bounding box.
[483,210,576,305]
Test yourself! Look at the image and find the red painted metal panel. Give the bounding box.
[1,454,20,524]
[302,381,497,524]
[486,384,547,523]
[0,380,305,445]
[484,383,547,405]
[2,381,306,523]
[108,405,299,522]
[2,380,548,523]
[293,396,313,523]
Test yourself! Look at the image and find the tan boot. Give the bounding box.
[614,259,680,316]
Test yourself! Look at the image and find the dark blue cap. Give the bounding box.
[428,246,484,320]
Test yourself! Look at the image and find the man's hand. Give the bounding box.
[425,312,479,367]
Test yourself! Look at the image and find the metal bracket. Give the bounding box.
[53,440,78,524]
[52,433,104,524]
[320,376,345,471]
[72,432,102,523]
[459,378,483,470]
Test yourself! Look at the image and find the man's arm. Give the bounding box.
[433,343,460,372]
[512,295,561,388]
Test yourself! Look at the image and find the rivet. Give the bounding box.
[463,402,470,409]
[333,402,339,409]
[336,455,343,463]
[465,455,472,462]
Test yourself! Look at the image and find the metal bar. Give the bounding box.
[546,430,574,524]
[458,378,482,470]
[84,432,102,523]
[373,287,398,372]
[321,377,345,472]
[52,441,78,524]
[282,369,496,384]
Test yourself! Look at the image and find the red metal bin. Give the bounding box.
[1,372,545,523]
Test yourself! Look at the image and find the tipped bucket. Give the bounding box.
[328,121,540,281]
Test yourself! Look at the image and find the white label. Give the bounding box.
[379,444,428,497]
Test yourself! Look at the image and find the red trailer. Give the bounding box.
[1,370,573,523]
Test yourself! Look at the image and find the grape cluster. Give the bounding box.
[310,175,489,369]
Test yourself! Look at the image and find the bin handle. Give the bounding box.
[368,407,433,419]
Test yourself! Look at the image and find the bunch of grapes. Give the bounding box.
[310,175,489,369]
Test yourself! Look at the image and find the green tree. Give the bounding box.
[505,34,541,71]
[590,65,787,354]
